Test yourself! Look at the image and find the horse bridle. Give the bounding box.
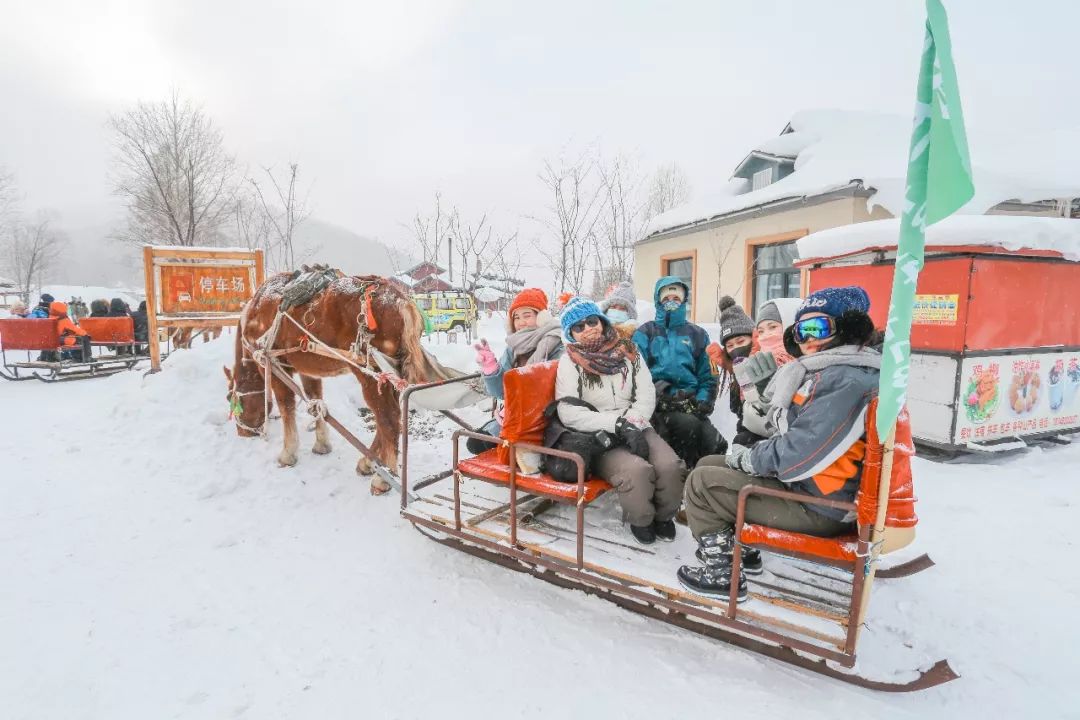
[228,380,267,436]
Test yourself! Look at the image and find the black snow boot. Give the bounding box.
[694,528,763,576]
[677,563,748,602]
[652,519,676,542]
[630,524,656,545]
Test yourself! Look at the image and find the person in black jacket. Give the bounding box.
[130,301,149,355]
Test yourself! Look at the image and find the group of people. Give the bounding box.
[472,279,883,602]
[7,293,151,360]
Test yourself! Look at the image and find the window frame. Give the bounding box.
[744,230,809,316]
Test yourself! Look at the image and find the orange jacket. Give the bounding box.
[49,301,87,346]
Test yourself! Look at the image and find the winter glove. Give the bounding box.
[725,443,757,475]
[734,351,778,403]
[692,398,714,418]
[615,417,650,459]
[740,399,773,439]
[623,413,650,430]
[473,340,499,375]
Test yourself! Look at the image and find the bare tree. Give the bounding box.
[109,90,236,247]
[0,166,18,231]
[594,153,647,294]
[647,162,692,218]
[532,150,606,296]
[708,231,748,321]
[2,211,66,300]
[401,192,454,268]
[232,189,272,254]
[249,162,312,271]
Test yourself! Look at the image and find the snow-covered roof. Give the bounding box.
[0,276,15,288]
[473,287,505,303]
[644,109,1080,240]
[393,273,417,288]
[797,215,1080,263]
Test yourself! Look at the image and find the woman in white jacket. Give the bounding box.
[555,298,684,545]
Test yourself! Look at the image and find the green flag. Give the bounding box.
[876,0,974,439]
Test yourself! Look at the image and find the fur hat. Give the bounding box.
[796,286,871,322]
[39,293,54,305]
[600,281,638,320]
[718,295,754,345]
[560,297,608,341]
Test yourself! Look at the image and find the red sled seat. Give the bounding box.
[0,318,61,351]
[457,449,612,504]
[455,360,612,504]
[79,317,135,345]
[737,398,918,566]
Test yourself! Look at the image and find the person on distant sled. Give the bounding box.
[547,298,683,546]
[632,277,722,468]
[49,301,92,362]
[469,288,564,454]
[677,286,880,602]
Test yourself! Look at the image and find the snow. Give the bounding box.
[797,215,1080,263]
[644,109,1080,239]
[473,286,505,303]
[3,311,1080,717]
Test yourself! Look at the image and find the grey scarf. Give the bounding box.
[505,319,563,366]
[764,345,882,416]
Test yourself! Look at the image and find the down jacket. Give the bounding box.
[632,276,717,405]
[554,353,656,434]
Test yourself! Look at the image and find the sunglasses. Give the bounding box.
[793,316,837,343]
[570,316,603,334]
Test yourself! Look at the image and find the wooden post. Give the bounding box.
[143,246,162,373]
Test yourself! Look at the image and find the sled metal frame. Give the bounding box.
[0,347,144,383]
[396,373,957,692]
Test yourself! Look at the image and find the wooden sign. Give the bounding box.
[143,246,264,371]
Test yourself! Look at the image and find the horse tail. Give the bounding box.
[399,298,430,385]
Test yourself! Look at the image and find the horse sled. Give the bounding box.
[396,361,957,693]
[0,317,146,382]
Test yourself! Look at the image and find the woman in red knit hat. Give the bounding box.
[468,287,565,453]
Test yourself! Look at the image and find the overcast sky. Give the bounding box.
[2,0,1077,271]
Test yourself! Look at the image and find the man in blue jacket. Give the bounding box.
[632,276,724,467]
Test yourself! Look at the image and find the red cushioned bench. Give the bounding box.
[451,361,612,566]
[79,317,136,346]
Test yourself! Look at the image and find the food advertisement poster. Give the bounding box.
[955,351,1080,443]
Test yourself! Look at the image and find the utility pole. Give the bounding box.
[447,236,453,286]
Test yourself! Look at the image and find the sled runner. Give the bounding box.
[0,317,145,382]
[398,362,956,692]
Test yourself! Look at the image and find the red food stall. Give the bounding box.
[797,216,1080,452]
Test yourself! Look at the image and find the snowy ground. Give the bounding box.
[2,315,1079,719]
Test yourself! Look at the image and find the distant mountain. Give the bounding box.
[42,215,414,287]
[292,218,414,276]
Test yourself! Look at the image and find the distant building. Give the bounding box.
[0,276,27,311]
[390,261,456,293]
[635,109,1080,322]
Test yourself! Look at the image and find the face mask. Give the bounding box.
[606,309,629,324]
[758,333,784,353]
[661,299,682,313]
[727,344,752,362]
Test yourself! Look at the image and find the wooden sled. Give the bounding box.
[398,362,957,692]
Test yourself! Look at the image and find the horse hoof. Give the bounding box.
[312,442,332,455]
[355,457,374,476]
[370,479,392,495]
[278,452,299,467]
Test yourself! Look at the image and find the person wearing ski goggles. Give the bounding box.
[677,285,882,602]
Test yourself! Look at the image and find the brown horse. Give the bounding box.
[223,272,429,493]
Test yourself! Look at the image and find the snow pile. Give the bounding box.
[644,109,1080,238]
[797,215,1080,262]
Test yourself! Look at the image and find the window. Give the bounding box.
[454,298,471,310]
[751,241,800,315]
[662,254,695,319]
[751,166,775,191]
[436,298,452,310]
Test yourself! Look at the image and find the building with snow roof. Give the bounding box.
[633,109,1080,323]
[0,276,27,311]
[389,261,458,293]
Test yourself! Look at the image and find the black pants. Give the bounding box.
[465,418,502,455]
[653,411,726,469]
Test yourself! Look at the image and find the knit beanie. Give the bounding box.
[796,286,871,322]
[509,287,548,317]
[756,297,802,329]
[718,295,754,345]
[560,297,608,341]
[599,281,638,320]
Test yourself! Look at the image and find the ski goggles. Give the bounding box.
[570,316,603,334]
[793,316,837,343]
